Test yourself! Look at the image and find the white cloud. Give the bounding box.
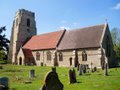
[59,26,70,30]
[60,20,67,24]
[72,22,80,26]
[113,3,120,10]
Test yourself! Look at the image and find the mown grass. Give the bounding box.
[0,64,120,90]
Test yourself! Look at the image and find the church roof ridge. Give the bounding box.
[68,23,105,31]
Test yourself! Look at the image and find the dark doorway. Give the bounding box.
[70,57,72,66]
[19,57,22,65]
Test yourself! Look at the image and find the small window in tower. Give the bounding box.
[27,29,30,32]
[27,18,30,27]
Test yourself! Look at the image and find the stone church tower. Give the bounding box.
[8,9,36,64]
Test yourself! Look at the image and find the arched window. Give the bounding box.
[27,18,30,27]
[82,50,87,61]
[69,57,72,66]
[59,52,63,61]
[106,36,111,57]
[36,51,40,60]
[47,51,51,61]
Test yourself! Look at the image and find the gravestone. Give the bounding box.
[40,71,63,90]
[93,67,97,72]
[104,63,108,76]
[51,66,56,72]
[0,66,3,69]
[41,62,43,66]
[29,69,35,78]
[78,64,83,75]
[0,77,9,90]
[68,68,77,84]
[83,65,86,74]
[77,64,80,71]
[73,68,77,82]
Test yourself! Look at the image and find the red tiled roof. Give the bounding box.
[23,30,64,50]
[22,49,33,58]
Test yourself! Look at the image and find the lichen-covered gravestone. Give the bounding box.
[83,65,86,74]
[29,69,35,78]
[40,68,63,90]
[78,64,83,75]
[51,66,56,72]
[104,63,108,76]
[68,68,77,84]
[0,77,9,90]
[0,65,3,69]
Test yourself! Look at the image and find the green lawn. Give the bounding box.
[0,64,120,90]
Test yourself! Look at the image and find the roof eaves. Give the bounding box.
[99,23,107,47]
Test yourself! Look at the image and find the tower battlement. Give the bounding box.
[15,9,35,18]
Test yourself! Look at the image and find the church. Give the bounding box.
[8,9,117,68]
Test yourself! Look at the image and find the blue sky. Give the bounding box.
[0,0,120,39]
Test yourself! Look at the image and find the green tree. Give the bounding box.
[111,28,120,63]
[0,26,10,61]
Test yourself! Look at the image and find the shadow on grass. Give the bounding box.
[5,69,22,72]
[76,81,81,83]
[84,74,91,76]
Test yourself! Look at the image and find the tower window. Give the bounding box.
[47,51,51,61]
[59,52,63,61]
[27,18,30,27]
[27,29,30,32]
[82,50,87,61]
[36,51,40,60]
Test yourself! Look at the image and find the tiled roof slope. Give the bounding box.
[22,49,33,58]
[57,24,106,50]
[23,30,65,50]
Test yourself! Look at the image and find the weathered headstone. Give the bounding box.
[93,67,97,72]
[41,62,43,66]
[0,66,3,69]
[78,64,83,75]
[104,63,108,76]
[51,66,56,72]
[77,64,80,71]
[29,69,35,78]
[68,68,77,84]
[90,62,93,71]
[83,65,86,74]
[73,68,77,82]
[40,71,63,90]
[0,77,9,90]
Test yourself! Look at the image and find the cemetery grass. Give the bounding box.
[0,65,120,90]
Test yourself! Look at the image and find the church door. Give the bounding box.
[19,57,22,65]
